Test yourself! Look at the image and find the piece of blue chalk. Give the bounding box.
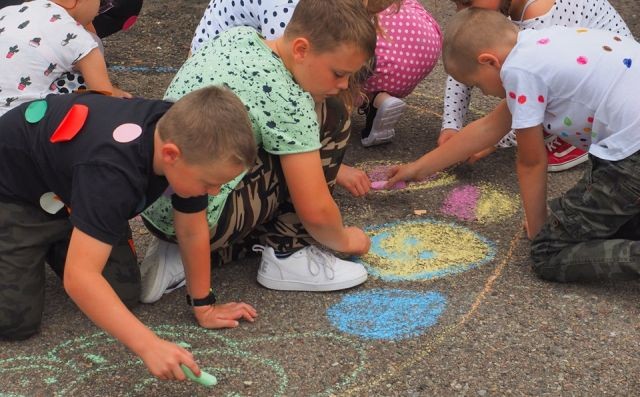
[181,364,218,387]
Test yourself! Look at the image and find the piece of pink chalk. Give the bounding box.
[371,180,407,190]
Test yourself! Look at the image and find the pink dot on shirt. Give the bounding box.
[537,38,550,45]
[517,95,527,104]
[576,56,588,65]
[113,123,142,143]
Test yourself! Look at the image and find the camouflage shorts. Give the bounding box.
[531,151,640,282]
[145,96,351,264]
[0,201,139,340]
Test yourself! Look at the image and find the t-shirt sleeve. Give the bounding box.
[171,194,208,213]
[502,67,548,131]
[52,16,99,71]
[69,164,140,245]
[254,85,321,155]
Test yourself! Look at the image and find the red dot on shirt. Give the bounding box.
[587,116,594,123]
[518,95,527,104]
[537,95,545,103]
[509,92,516,99]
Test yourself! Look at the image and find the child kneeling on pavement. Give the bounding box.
[0,87,258,380]
[140,0,376,303]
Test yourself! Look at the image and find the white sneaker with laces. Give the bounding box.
[140,237,186,303]
[253,244,368,291]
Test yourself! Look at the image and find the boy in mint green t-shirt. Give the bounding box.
[140,0,377,314]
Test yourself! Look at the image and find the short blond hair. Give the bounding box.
[284,0,377,59]
[443,7,517,76]
[157,86,256,167]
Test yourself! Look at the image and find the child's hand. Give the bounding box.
[139,337,198,380]
[336,164,370,197]
[343,226,371,255]
[111,87,133,98]
[438,128,458,146]
[193,302,258,329]
[385,162,420,188]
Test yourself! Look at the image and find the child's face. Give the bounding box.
[165,158,246,198]
[294,43,369,102]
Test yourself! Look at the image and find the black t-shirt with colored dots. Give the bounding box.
[0,92,207,245]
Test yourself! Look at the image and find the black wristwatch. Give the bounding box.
[186,288,216,307]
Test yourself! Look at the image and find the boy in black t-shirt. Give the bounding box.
[0,87,258,381]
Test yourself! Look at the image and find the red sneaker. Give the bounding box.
[546,136,589,172]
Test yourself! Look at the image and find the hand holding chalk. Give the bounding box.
[181,364,218,387]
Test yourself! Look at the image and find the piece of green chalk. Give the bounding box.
[181,364,218,387]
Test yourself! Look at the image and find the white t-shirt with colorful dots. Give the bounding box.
[442,0,633,133]
[0,0,97,116]
[503,27,640,161]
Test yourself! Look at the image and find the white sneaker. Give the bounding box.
[360,95,406,147]
[253,245,368,291]
[140,237,186,303]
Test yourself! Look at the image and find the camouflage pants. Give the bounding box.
[0,201,140,340]
[531,152,640,282]
[145,97,350,264]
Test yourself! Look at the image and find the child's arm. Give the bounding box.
[173,210,257,328]
[514,125,548,239]
[280,151,371,255]
[63,227,198,380]
[74,48,132,98]
[387,99,512,185]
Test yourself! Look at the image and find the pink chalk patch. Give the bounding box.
[371,180,407,190]
[113,123,142,143]
[122,16,138,31]
[440,185,480,221]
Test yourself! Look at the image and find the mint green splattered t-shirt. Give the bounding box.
[142,27,320,236]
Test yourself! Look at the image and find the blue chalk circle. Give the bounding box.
[327,289,447,340]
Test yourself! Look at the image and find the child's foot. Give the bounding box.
[140,237,186,303]
[360,92,406,147]
[546,136,589,172]
[253,245,368,291]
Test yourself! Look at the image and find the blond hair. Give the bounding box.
[157,86,256,167]
[443,7,517,76]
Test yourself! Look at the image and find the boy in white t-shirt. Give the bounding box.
[388,8,640,282]
[0,0,129,116]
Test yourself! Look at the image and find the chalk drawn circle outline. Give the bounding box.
[0,325,367,397]
[358,218,496,281]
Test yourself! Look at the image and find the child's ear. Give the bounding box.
[477,52,502,69]
[291,37,311,62]
[160,142,181,164]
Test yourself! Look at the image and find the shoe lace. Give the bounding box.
[545,136,561,151]
[307,246,336,280]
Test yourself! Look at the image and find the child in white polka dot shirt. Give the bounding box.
[190,0,443,148]
[440,0,632,172]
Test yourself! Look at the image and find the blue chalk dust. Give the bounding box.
[327,289,447,340]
